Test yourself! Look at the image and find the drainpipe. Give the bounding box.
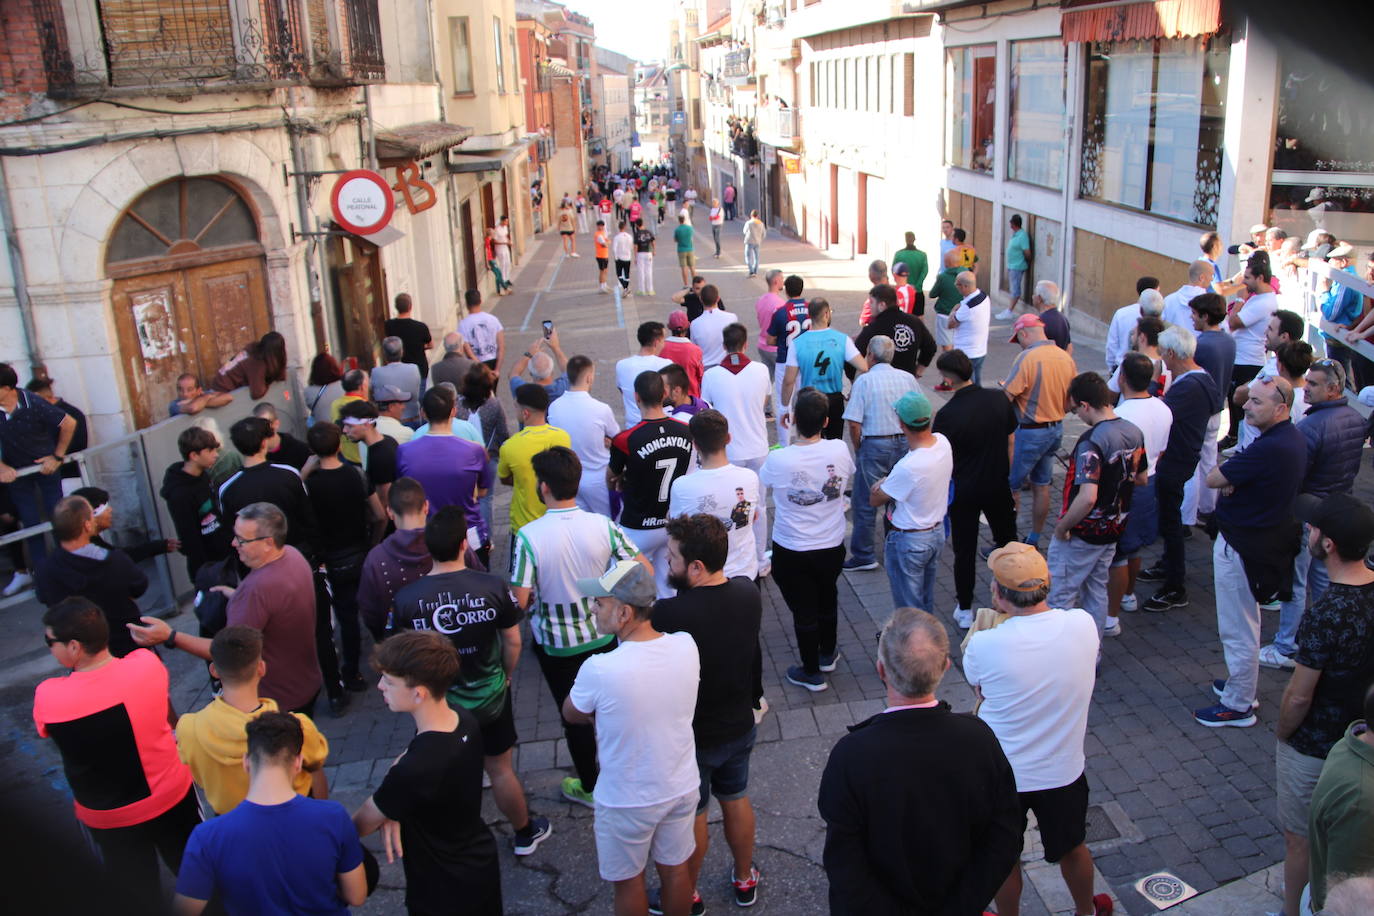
[0,158,41,371]
[286,88,328,353]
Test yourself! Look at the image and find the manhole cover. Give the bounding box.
[1134,872,1199,910]
[1084,804,1121,843]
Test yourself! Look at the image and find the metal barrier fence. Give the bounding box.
[0,371,306,613]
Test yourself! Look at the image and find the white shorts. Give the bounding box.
[623,525,674,598]
[935,313,952,348]
[594,791,698,881]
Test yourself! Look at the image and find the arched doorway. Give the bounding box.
[106,177,272,428]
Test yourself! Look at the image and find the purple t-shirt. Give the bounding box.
[396,435,495,541]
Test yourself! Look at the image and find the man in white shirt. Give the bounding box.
[868,390,952,616]
[458,289,504,375]
[1221,253,1279,449]
[963,543,1112,916]
[1162,260,1215,330]
[1105,282,1162,376]
[669,410,760,579]
[946,272,991,385]
[611,220,634,293]
[699,325,771,566]
[1108,353,1173,627]
[690,285,739,369]
[615,321,672,426]
[564,560,700,916]
[547,356,619,517]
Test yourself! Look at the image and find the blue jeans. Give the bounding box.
[885,527,944,612]
[8,472,64,569]
[1009,423,1063,488]
[1275,524,1331,657]
[744,242,759,275]
[1008,268,1026,301]
[970,355,986,386]
[850,436,908,565]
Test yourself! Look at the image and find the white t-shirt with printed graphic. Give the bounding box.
[758,439,854,551]
[669,463,761,579]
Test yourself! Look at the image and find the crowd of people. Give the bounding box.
[9,190,1374,916]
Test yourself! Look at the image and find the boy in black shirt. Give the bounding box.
[609,371,692,598]
[161,425,232,580]
[305,422,382,692]
[385,293,434,382]
[217,416,318,553]
[654,514,764,908]
[353,631,502,915]
[339,400,400,508]
[392,507,550,856]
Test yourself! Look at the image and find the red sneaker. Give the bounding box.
[934,381,953,392]
[1093,893,1114,916]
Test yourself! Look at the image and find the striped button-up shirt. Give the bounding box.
[843,363,920,437]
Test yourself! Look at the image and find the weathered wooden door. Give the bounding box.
[327,234,386,369]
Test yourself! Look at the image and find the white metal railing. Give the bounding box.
[1294,257,1374,370]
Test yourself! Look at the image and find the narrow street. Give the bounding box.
[2,208,1338,914]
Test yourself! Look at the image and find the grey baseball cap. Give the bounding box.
[577,559,657,608]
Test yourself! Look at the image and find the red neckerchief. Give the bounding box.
[722,352,752,375]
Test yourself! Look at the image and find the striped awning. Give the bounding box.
[1061,0,1221,44]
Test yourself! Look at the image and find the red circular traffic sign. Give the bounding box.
[330,169,395,235]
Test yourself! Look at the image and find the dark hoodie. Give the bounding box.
[35,544,148,657]
[357,527,485,638]
[160,462,231,581]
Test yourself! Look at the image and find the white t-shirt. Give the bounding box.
[1114,396,1173,478]
[700,362,771,462]
[1162,284,1206,329]
[952,292,991,359]
[1231,291,1276,367]
[690,309,741,367]
[669,463,761,579]
[611,231,634,261]
[615,354,673,426]
[568,632,700,807]
[962,608,1099,792]
[879,435,953,530]
[458,311,503,363]
[547,389,619,477]
[759,439,855,551]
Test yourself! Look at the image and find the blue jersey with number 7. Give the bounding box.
[792,328,850,395]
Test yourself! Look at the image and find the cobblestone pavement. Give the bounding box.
[1,208,1346,913]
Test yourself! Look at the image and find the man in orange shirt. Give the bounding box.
[594,220,611,294]
[1001,315,1077,546]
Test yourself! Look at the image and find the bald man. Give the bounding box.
[429,331,477,391]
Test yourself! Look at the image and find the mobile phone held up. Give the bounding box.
[542,320,554,339]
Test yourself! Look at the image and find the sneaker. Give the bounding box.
[570,252,581,258]
[819,651,841,673]
[1093,893,1114,916]
[648,889,705,915]
[933,381,953,392]
[1259,644,1296,670]
[560,776,595,808]
[1103,617,1122,638]
[2,570,32,597]
[1119,593,1138,613]
[1212,678,1260,709]
[344,674,368,693]
[841,558,878,571]
[953,607,974,630]
[732,865,761,907]
[1259,598,1282,611]
[1137,563,1167,582]
[994,309,1017,321]
[328,693,351,717]
[1194,702,1258,728]
[786,665,828,692]
[1143,587,1188,612]
[753,697,769,725]
[513,816,552,856]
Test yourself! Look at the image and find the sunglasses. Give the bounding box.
[44,634,64,648]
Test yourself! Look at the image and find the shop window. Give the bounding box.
[1008,39,1067,190]
[1080,38,1229,226]
[946,45,995,172]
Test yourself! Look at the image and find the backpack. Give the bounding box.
[192,555,242,638]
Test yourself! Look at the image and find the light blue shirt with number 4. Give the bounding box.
[787,328,858,395]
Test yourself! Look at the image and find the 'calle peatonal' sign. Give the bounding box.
[331,169,395,236]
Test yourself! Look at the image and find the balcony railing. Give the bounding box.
[36,0,385,98]
[722,48,753,83]
[756,105,800,147]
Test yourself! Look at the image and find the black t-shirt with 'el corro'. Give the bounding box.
[652,577,762,749]
[372,707,501,915]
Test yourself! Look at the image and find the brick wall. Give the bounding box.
[0,2,52,120]
[551,77,580,147]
